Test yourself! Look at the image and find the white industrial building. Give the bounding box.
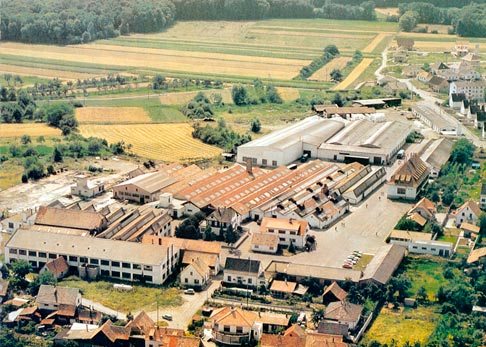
[413,104,462,136]
[237,116,411,167]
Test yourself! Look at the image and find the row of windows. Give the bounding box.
[8,248,153,271]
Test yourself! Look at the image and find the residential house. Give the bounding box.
[322,301,363,331]
[322,282,347,305]
[6,229,178,285]
[224,257,265,288]
[402,65,420,78]
[467,247,486,264]
[461,51,481,68]
[396,38,414,50]
[0,208,36,233]
[70,175,105,199]
[453,41,470,57]
[209,306,261,345]
[261,324,348,347]
[450,80,486,101]
[460,222,480,239]
[0,279,9,303]
[269,280,307,299]
[407,197,437,222]
[36,285,81,312]
[142,235,222,274]
[388,229,433,248]
[387,154,430,200]
[251,233,279,254]
[393,50,407,63]
[470,104,486,135]
[417,70,432,83]
[205,207,240,236]
[259,217,309,249]
[428,76,449,93]
[480,183,486,209]
[40,256,69,279]
[453,200,482,226]
[430,62,450,75]
[449,93,467,109]
[180,258,211,290]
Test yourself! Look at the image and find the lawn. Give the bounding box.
[60,276,182,313]
[401,256,448,300]
[363,306,439,345]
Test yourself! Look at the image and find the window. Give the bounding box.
[49,253,57,259]
[80,257,88,263]
[431,248,436,251]
[90,258,99,265]
[279,238,285,241]
[144,265,153,271]
[236,327,243,334]
[254,245,259,249]
[101,270,110,276]
[272,160,277,166]
[412,246,418,249]
[9,248,18,254]
[278,230,286,234]
[69,256,78,262]
[195,279,199,284]
[133,274,143,281]
[112,271,121,277]
[248,278,252,284]
[184,278,188,283]
[224,326,231,333]
[227,276,231,281]
[262,159,267,166]
[144,275,153,282]
[421,247,427,250]
[112,261,120,268]
[28,251,36,257]
[122,272,131,279]
[39,252,47,258]
[133,264,141,270]
[397,187,406,195]
[19,249,26,255]
[101,260,109,266]
[8,222,14,228]
[122,262,131,269]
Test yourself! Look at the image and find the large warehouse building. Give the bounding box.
[237,117,411,166]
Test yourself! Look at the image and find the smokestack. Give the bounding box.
[245,158,253,175]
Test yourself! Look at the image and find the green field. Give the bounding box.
[61,276,182,313]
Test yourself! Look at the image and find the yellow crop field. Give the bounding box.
[160,89,233,105]
[363,33,390,53]
[310,57,351,81]
[0,123,61,138]
[0,42,309,80]
[333,58,374,90]
[76,107,151,124]
[79,123,222,161]
[276,87,300,101]
[0,64,98,80]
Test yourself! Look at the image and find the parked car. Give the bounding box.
[342,263,353,269]
[162,314,173,321]
[184,288,195,295]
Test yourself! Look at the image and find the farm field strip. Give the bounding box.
[332,58,374,90]
[363,33,390,53]
[414,41,486,53]
[0,123,61,138]
[160,88,233,105]
[310,57,352,81]
[254,25,382,35]
[0,42,307,80]
[248,28,374,39]
[75,107,152,124]
[253,18,399,32]
[79,123,222,161]
[0,64,99,80]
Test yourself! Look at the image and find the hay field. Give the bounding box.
[310,57,352,81]
[413,40,486,53]
[0,64,98,80]
[363,33,390,53]
[0,42,308,80]
[160,89,233,105]
[276,87,300,101]
[79,123,222,161]
[75,107,151,124]
[0,123,61,138]
[332,58,374,90]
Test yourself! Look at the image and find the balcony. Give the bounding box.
[213,331,250,345]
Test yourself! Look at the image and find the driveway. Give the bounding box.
[145,280,221,329]
[82,298,127,321]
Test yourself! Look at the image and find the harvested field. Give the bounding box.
[79,123,222,161]
[332,58,374,90]
[160,89,233,105]
[75,107,151,124]
[310,57,351,81]
[0,63,98,80]
[276,87,300,101]
[413,41,486,53]
[0,123,61,138]
[0,42,308,80]
[363,33,390,53]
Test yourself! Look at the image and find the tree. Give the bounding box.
[324,45,340,56]
[416,286,428,304]
[152,74,166,90]
[175,212,205,240]
[11,259,32,278]
[224,225,238,244]
[20,135,31,145]
[30,271,57,294]
[399,11,419,32]
[330,69,343,82]
[231,85,249,106]
[395,216,422,231]
[450,138,475,165]
[311,308,325,325]
[250,118,261,133]
[288,241,296,253]
[331,93,344,107]
[479,213,486,237]
[265,85,282,104]
[53,146,63,163]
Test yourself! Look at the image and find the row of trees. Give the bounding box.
[192,119,252,152]
[314,1,376,20]
[1,0,176,44]
[298,44,340,79]
[398,3,486,37]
